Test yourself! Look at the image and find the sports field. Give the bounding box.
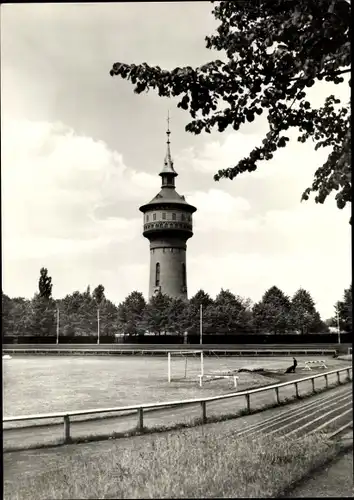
[3,354,347,419]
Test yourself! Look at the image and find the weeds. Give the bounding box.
[4,430,341,499]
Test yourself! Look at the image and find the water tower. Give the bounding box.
[139,118,197,299]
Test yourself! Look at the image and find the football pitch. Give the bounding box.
[3,354,345,419]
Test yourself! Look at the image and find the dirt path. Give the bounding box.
[285,446,353,498]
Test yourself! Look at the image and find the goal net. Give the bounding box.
[167,350,204,382]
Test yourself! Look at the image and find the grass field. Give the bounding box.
[4,424,342,499]
[3,355,348,419]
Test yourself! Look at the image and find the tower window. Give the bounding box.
[162,213,166,220]
[146,215,149,222]
[172,213,176,220]
[153,213,156,221]
[182,263,186,287]
[155,263,160,287]
[181,214,185,221]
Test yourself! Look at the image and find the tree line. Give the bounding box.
[2,268,351,338]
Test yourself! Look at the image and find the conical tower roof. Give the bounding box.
[159,111,177,177]
[139,114,196,214]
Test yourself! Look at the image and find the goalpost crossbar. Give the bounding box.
[167,350,204,382]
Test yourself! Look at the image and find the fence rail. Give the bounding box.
[3,366,352,445]
[3,347,338,356]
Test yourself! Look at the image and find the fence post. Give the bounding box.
[201,401,207,424]
[245,394,251,414]
[137,407,144,431]
[337,371,341,384]
[324,374,329,389]
[63,415,71,443]
[311,377,315,393]
[295,382,299,399]
[275,387,280,405]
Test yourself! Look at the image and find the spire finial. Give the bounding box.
[167,110,171,144]
[165,110,172,159]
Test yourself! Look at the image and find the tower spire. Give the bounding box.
[159,111,177,179]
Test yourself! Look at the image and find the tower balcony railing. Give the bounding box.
[143,221,193,232]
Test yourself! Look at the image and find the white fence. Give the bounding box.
[3,366,352,445]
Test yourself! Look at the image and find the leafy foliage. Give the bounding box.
[166,297,189,335]
[27,294,56,336]
[93,284,105,306]
[2,294,32,337]
[141,292,172,335]
[110,0,351,216]
[3,270,337,338]
[210,289,253,333]
[334,283,352,332]
[38,268,53,299]
[290,288,324,333]
[185,289,215,333]
[253,286,291,334]
[117,291,146,336]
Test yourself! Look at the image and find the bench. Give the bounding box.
[304,360,327,371]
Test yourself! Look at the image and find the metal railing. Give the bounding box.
[3,366,351,445]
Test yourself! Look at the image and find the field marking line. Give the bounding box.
[263,395,352,438]
[236,392,352,439]
[284,401,352,438]
[327,420,353,439]
[309,409,353,434]
[233,387,351,438]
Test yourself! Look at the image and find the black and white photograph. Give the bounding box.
[2,1,352,498]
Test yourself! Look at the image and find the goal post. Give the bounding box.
[167,350,204,382]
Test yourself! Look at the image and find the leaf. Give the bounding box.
[109,0,351,220]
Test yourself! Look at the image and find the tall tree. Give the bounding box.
[2,292,12,336]
[98,299,119,337]
[4,297,33,338]
[141,292,172,335]
[92,284,105,306]
[334,284,352,332]
[27,294,56,337]
[210,289,252,333]
[117,291,147,336]
[38,267,53,299]
[110,0,351,217]
[59,290,96,337]
[166,297,189,335]
[185,289,214,334]
[253,286,291,334]
[290,288,324,333]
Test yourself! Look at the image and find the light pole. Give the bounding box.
[97,306,100,345]
[336,309,341,344]
[56,308,60,344]
[200,304,203,345]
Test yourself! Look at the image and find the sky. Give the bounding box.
[1,2,351,319]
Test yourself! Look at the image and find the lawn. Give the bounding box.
[3,355,347,420]
[4,422,342,499]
